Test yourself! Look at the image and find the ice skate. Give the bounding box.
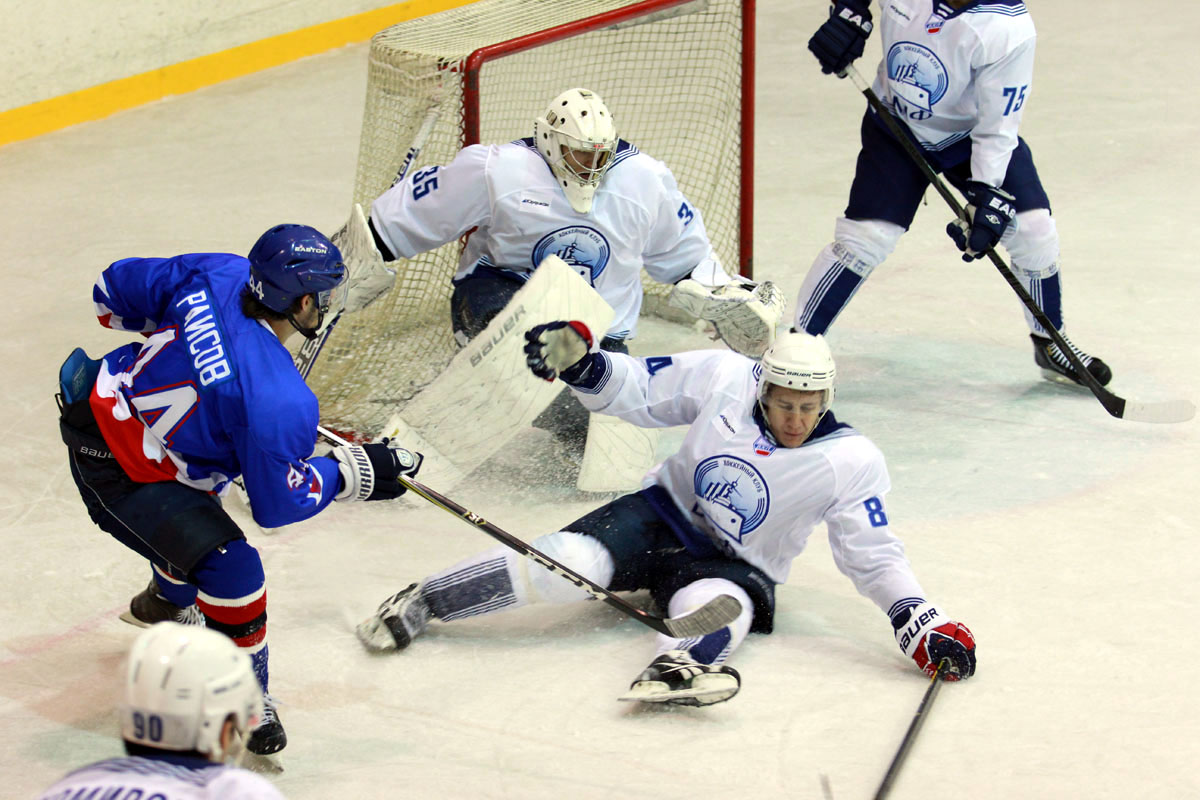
[356,583,431,652]
[246,693,286,755]
[1031,334,1112,387]
[119,580,205,628]
[618,649,741,707]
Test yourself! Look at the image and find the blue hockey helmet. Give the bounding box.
[247,224,346,315]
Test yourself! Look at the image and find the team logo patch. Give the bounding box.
[532,226,611,285]
[692,455,770,545]
[753,435,776,457]
[286,464,306,489]
[925,12,944,33]
[885,42,950,121]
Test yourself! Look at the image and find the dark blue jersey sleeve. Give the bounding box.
[94,254,241,334]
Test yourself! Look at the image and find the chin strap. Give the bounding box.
[287,307,325,341]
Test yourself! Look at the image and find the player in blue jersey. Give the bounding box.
[797,0,1111,387]
[55,224,423,755]
[37,622,287,799]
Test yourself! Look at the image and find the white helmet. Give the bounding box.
[121,622,262,761]
[533,88,618,213]
[757,331,836,412]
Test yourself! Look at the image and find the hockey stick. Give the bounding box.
[871,658,949,800]
[317,425,743,638]
[295,104,443,381]
[842,65,1194,424]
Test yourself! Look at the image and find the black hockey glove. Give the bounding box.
[946,181,1017,261]
[808,0,873,76]
[333,438,423,502]
[524,320,598,385]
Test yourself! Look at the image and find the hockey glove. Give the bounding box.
[808,0,873,76]
[334,203,397,314]
[946,181,1017,262]
[667,278,784,358]
[524,320,598,384]
[333,438,423,502]
[892,602,976,681]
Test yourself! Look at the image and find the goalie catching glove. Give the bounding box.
[332,202,396,314]
[333,438,423,502]
[668,277,785,358]
[523,320,600,385]
[892,602,976,681]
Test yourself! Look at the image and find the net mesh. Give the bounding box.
[307,0,748,434]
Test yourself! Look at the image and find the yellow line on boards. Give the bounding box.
[0,0,476,147]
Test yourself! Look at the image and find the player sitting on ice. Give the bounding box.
[55,225,422,755]
[36,622,286,799]
[337,87,783,474]
[355,327,976,705]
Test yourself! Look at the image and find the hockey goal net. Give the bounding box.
[307,0,754,435]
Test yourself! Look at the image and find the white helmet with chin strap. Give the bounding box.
[533,88,617,214]
[757,331,837,413]
[121,622,263,762]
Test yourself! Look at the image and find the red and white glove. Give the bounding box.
[893,602,976,681]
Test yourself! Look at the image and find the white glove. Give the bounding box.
[668,278,785,357]
[332,203,396,314]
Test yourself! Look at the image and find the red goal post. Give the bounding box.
[308,0,756,436]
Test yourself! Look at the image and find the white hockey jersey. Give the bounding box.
[871,0,1035,186]
[37,756,286,800]
[570,349,927,617]
[370,139,722,340]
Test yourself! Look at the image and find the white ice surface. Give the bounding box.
[2,1,1198,798]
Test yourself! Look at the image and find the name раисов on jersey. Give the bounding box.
[175,289,232,386]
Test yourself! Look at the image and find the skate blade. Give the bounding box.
[618,681,739,706]
[1038,367,1086,388]
[242,751,284,774]
[118,611,151,628]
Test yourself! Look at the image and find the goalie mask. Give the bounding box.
[757,330,836,421]
[534,88,617,214]
[122,622,263,762]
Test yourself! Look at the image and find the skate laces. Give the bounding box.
[1047,336,1093,368]
[176,604,206,626]
[257,694,281,727]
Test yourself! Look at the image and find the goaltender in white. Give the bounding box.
[337,87,784,481]
[355,326,977,704]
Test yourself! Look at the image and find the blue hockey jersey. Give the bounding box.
[89,253,343,528]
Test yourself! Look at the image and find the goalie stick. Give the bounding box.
[318,425,743,638]
[842,65,1195,425]
[295,103,442,380]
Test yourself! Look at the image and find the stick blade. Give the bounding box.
[1118,396,1196,424]
[661,593,743,638]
